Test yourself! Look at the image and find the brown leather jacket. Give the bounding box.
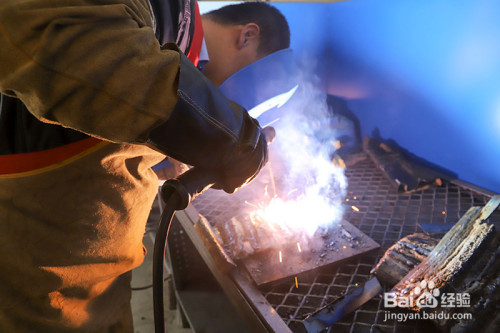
[0,0,190,331]
[0,0,266,330]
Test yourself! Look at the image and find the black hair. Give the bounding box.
[203,2,290,56]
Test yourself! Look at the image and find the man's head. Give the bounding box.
[201,2,290,86]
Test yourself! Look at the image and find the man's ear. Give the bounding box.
[237,23,260,49]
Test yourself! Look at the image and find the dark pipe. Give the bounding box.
[153,193,179,333]
[153,168,216,333]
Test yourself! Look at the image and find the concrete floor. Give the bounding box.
[130,232,192,333]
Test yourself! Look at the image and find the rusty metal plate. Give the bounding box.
[240,219,379,286]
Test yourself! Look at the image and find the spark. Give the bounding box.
[249,214,257,226]
[355,283,359,286]
[343,245,347,249]
[295,276,299,288]
[279,251,282,263]
[346,198,350,202]
[351,205,360,212]
[267,161,277,198]
[287,188,298,195]
[255,193,344,237]
[297,242,302,253]
[244,200,259,209]
[442,211,446,215]
[353,196,357,200]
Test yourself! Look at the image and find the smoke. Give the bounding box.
[257,75,348,238]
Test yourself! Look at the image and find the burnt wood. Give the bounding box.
[371,233,440,286]
[375,196,500,332]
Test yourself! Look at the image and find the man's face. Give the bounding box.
[201,17,261,86]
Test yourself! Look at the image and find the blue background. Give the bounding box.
[201,1,500,193]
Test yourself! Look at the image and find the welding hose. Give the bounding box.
[153,167,215,333]
[153,195,177,333]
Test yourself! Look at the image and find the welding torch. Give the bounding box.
[153,126,275,333]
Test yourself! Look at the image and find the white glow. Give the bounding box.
[248,85,299,120]
[255,190,345,237]
[252,78,348,239]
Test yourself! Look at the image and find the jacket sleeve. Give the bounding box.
[0,0,180,143]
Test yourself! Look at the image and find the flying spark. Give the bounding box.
[244,200,259,209]
[351,205,360,212]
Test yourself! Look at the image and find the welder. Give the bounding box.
[0,1,290,332]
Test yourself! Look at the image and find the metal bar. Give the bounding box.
[173,206,278,333]
[230,269,293,333]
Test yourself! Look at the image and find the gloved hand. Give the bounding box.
[143,44,268,193]
[211,121,268,193]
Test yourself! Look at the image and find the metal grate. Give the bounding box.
[189,157,499,333]
[258,157,499,333]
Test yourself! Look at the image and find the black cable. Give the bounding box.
[131,276,171,291]
[152,169,215,333]
[153,193,180,333]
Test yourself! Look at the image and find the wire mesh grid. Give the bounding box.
[257,158,498,333]
[179,156,498,333]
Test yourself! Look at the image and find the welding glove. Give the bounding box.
[143,44,267,193]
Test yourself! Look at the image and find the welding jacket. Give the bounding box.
[0,0,265,332]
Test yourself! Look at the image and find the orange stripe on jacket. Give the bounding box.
[0,137,105,175]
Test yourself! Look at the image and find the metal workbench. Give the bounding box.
[162,157,499,333]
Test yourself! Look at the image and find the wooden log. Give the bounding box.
[385,196,500,332]
[371,233,440,286]
[448,231,500,333]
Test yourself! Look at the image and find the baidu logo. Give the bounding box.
[415,280,440,308]
[384,279,470,309]
[384,279,439,309]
